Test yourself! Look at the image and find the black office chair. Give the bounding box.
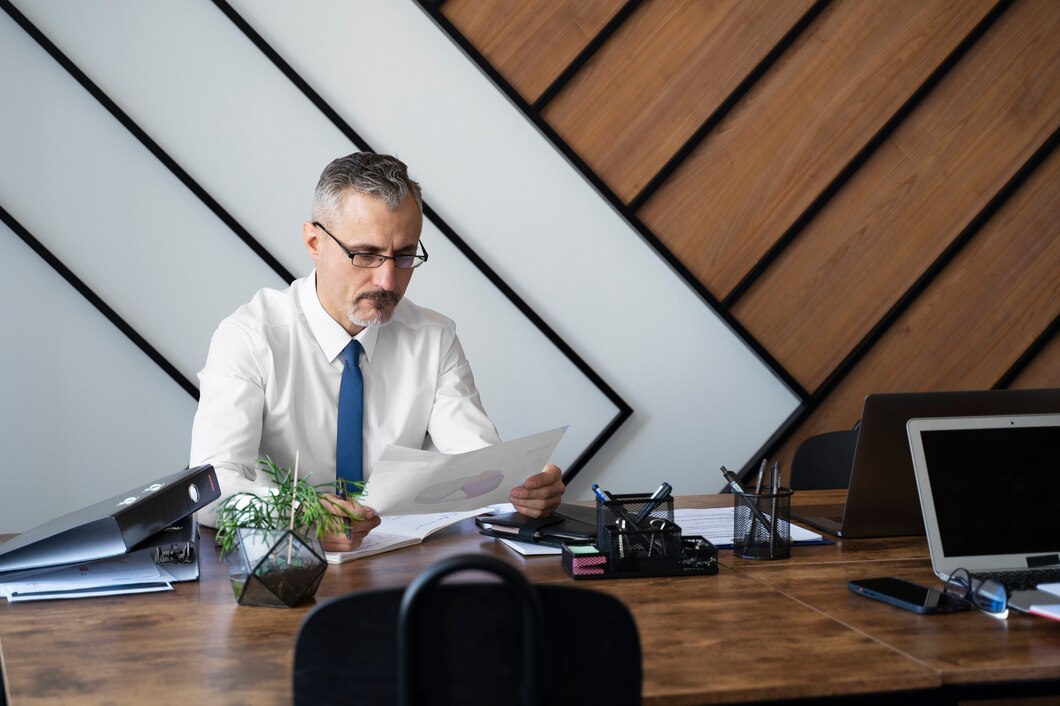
[789,429,859,490]
[294,554,642,706]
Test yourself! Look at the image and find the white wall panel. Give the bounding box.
[12,0,622,470]
[0,225,198,533]
[228,0,801,496]
[0,11,286,384]
[0,0,801,528]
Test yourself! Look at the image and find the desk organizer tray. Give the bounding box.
[561,493,718,579]
[562,535,718,580]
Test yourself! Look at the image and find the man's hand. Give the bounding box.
[509,464,565,518]
[320,494,382,551]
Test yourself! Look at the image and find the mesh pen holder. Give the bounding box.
[602,522,683,573]
[732,488,793,560]
[595,493,676,565]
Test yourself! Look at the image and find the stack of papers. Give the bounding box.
[673,508,826,548]
[0,552,174,602]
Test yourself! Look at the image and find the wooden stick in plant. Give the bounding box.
[287,451,300,564]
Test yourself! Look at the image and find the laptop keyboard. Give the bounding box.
[973,568,1060,592]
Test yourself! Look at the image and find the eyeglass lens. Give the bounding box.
[944,569,1007,614]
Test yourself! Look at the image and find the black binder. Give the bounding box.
[476,504,596,547]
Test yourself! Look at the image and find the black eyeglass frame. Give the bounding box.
[312,221,429,269]
[943,567,1008,618]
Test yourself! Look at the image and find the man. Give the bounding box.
[190,152,564,550]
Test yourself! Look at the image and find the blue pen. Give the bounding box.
[591,483,610,503]
[633,482,672,526]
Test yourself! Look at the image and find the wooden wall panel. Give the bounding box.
[733,0,1060,390]
[441,0,625,103]
[1011,334,1060,389]
[541,0,814,202]
[770,146,1060,470]
[638,0,995,299]
[430,0,1059,476]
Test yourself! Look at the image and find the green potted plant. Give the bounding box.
[215,456,364,608]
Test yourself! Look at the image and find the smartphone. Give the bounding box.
[849,577,970,614]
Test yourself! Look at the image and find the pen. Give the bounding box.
[633,482,672,526]
[750,459,767,541]
[336,476,353,540]
[769,462,780,558]
[594,484,641,527]
[754,458,767,495]
[720,466,773,537]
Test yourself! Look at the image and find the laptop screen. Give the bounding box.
[909,413,1060,577]
[920,425,1060,557]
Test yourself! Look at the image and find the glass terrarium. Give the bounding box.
[224,527,326,608]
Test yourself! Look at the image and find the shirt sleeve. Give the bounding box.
[189,320,270,527]
[426,332,501,454]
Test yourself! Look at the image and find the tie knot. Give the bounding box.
[343,339,362,367]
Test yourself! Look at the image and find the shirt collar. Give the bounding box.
[297,271,380,364]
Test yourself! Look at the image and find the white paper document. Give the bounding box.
[1023,582,1060,622]
[325,508,493,564]
[0,552,173,602]
[673,508,825,548]
[362,427,566,515]
[499,538,563,556]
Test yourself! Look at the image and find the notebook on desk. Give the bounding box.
[792,388,1060,538]
[907,413,1060,592]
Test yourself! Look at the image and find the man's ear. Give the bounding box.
[303,221,322,262]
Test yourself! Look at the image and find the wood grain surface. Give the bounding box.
[638,0,995,299]
[769,144,1060,470]
[542,0,815,202]
[441,0,626,103]
[1012,333,1060,390]
[739,559,1060,686]
[733,0,1060,390]
[2,491,1059,705]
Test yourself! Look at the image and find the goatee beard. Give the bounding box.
[348,289,400,328]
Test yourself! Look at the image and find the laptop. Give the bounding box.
[792,388,1060,538]
[907,413,1060,592]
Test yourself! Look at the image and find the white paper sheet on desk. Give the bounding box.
[673,508,825,548]
[0,552,173,602]
[363,427,566,515]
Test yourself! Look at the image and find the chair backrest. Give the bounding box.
[790,429,858,490]
[294,554,642,706]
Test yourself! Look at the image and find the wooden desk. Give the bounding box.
[1,491,1058,705]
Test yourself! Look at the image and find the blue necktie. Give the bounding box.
[336,340,364,486]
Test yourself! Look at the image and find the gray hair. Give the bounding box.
[311,152,423,224]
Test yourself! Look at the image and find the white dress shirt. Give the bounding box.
[189,272,500,525]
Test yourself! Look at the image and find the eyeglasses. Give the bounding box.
[944,568,1008,619]
[313,222,428,269]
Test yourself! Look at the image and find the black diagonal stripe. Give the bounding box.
[995,314,1060,390]
[531,0,644,112]
[211,0,632,480]
[1,205,199,399]
[0,0,295,285]
[628,0,831,213]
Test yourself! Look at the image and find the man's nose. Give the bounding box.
[371,259,398,289]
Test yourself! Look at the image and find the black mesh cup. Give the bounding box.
[595,493,675,558]
[732,488,793,560]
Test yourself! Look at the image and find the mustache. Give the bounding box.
[355,289,401,306]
